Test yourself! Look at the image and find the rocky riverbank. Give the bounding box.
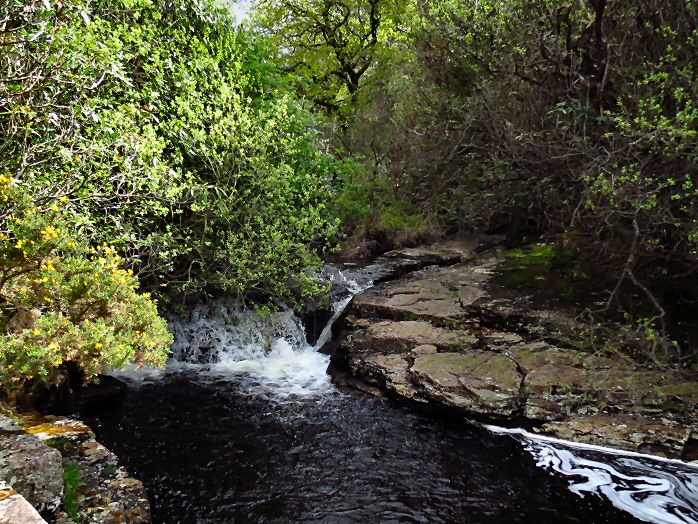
[329,242,698,460]
[0,412,150,523]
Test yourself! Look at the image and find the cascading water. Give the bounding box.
[162,265,368,398]
[87,263,698,524]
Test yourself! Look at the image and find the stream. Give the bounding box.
[79,266,698,524]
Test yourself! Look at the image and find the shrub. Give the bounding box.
[0,177,171,392]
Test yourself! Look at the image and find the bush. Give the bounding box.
[1,0,341,304]
[0,177,171,392]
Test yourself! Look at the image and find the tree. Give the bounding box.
[254,0,405,114]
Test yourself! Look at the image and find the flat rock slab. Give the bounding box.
[411,352,522,416]
[352,262,497,324]
[347,318,477,354]
[540,415,693,458]
[334,244,698,458]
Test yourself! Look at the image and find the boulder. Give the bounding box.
[0,432,63,513]
[332,243,698,458]
[0,482,47,524]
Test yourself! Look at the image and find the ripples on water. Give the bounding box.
[86,267,697,524]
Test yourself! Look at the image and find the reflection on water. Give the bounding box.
[82,372,645,524]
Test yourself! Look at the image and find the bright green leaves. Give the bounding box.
[254,0,406,115]
[2,0,342,306]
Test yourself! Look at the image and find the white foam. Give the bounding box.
[486,425,698,523]
[162,268,369,398]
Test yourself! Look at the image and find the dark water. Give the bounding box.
[81,371,652,524]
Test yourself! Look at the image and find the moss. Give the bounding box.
[44,437,79,456]
[496,243,602,306]
[103,463,118,478]
[20,412,91,438]
[504,243,555,264]
[63,462,84,523]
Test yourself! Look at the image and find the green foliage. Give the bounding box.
[102,463,118,478]
[278,0,697,332]
[253,0,408,114]
[62,462,83,522]
[0,178,172,391]
[1,0,341,304]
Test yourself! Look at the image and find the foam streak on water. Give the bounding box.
[487,426,698,524]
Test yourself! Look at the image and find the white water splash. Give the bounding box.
[487,426,698,523]
[162,268,369,398]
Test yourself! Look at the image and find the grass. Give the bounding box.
[63,462,84,522]
[103,463,118,478]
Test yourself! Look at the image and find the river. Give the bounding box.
[79,266,698,524]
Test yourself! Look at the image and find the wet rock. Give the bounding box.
[332,242,698,458]
[383,241,475,261]
[346,318,477,354]
[0,432,63,512]
[81,475,151,524]
[22,413,94,442]
[539,415,693,458]
[411,352,522,417]
[351,262,496,324]
[0,415,22,434]
[17,414,151,523]
[0,482,47,524]
[350,354,418,401]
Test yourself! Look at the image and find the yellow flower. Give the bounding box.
[95,343,103,349]
[54,360,63,366]
[42,226,59,240]
[32,328,40,335]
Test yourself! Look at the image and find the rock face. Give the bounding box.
[0,413,151,523]
[0,482,47,524]
[306,241,478,344]
[0,417,63,513]
[21,413,152,524]
[332,253,698,459]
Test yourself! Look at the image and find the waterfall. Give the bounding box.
[162,265,370,397]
